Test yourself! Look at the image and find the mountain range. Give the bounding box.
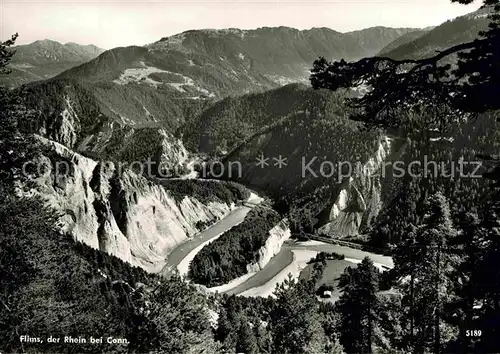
[2,27,417,90]
[11,6,493,237]
[56,26,418,99]
[4,5,491,91]
[2,39,104,88]
[4,26,421,144]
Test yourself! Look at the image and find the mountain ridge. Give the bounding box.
[379,5,492,59]
[53,25,420,109]
[1,39,104,87]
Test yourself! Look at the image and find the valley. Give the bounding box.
[160,187,393,299]
[2,2,500,352]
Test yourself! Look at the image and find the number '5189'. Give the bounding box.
[466,330,482,337]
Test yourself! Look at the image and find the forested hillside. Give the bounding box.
[377,29,430,56]
[0,99,346,354]
[14,78,209,180]
[310,0,500,351]
[205,105,383,237]
[180,83,350,153]
[0,195,221,354]
[0,107,220,353]
[54,26,418,102]
[4,1,500,353]
[368,112,500,248]
[19,77,207,133]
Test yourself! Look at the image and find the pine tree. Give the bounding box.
[270,275,325,354]
[0,33,19,139]
[337,257,380,354]
[235,315,259,354]
[308,2,500,351]
[446,211,481,353]
[394,193,457,353]
[215,307,232,345]
[251,316,271,354]
[459,186,500,353]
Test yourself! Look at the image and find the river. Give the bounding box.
[161,192,263,276]
[223,241,393,297]
[162,192,393,297]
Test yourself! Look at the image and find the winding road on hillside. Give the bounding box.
[162,191,393,298]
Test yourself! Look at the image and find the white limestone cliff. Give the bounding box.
[20,136,236,272]
[246,218,291,273]
[319,135,393,237]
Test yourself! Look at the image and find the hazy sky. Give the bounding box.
[1,0,482,49]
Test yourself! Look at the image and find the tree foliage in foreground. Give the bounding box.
[310,0,500,131]
[393,193,458,354]
[310,1,500,352]
[337,257,380,354]
[270,275,342,354]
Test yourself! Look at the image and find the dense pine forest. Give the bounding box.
[189,206,281,286]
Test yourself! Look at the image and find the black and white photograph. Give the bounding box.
[1,0,500,353]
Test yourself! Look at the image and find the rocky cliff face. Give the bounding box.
[247,219,291,273]
[20,136,236,272]
[14,78,249,272]
[318,136,393,237]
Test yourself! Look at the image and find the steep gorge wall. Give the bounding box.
[318,136,394,237]
[246,218,291,273]
[19,136,236,272]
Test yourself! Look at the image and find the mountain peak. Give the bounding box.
[20,39,103,52]
[31,39,62,47]
[2,40,105,87]
[65,41,97,47]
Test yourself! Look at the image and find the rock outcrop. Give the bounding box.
[247,219,291,273]
[318,136,393,236]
